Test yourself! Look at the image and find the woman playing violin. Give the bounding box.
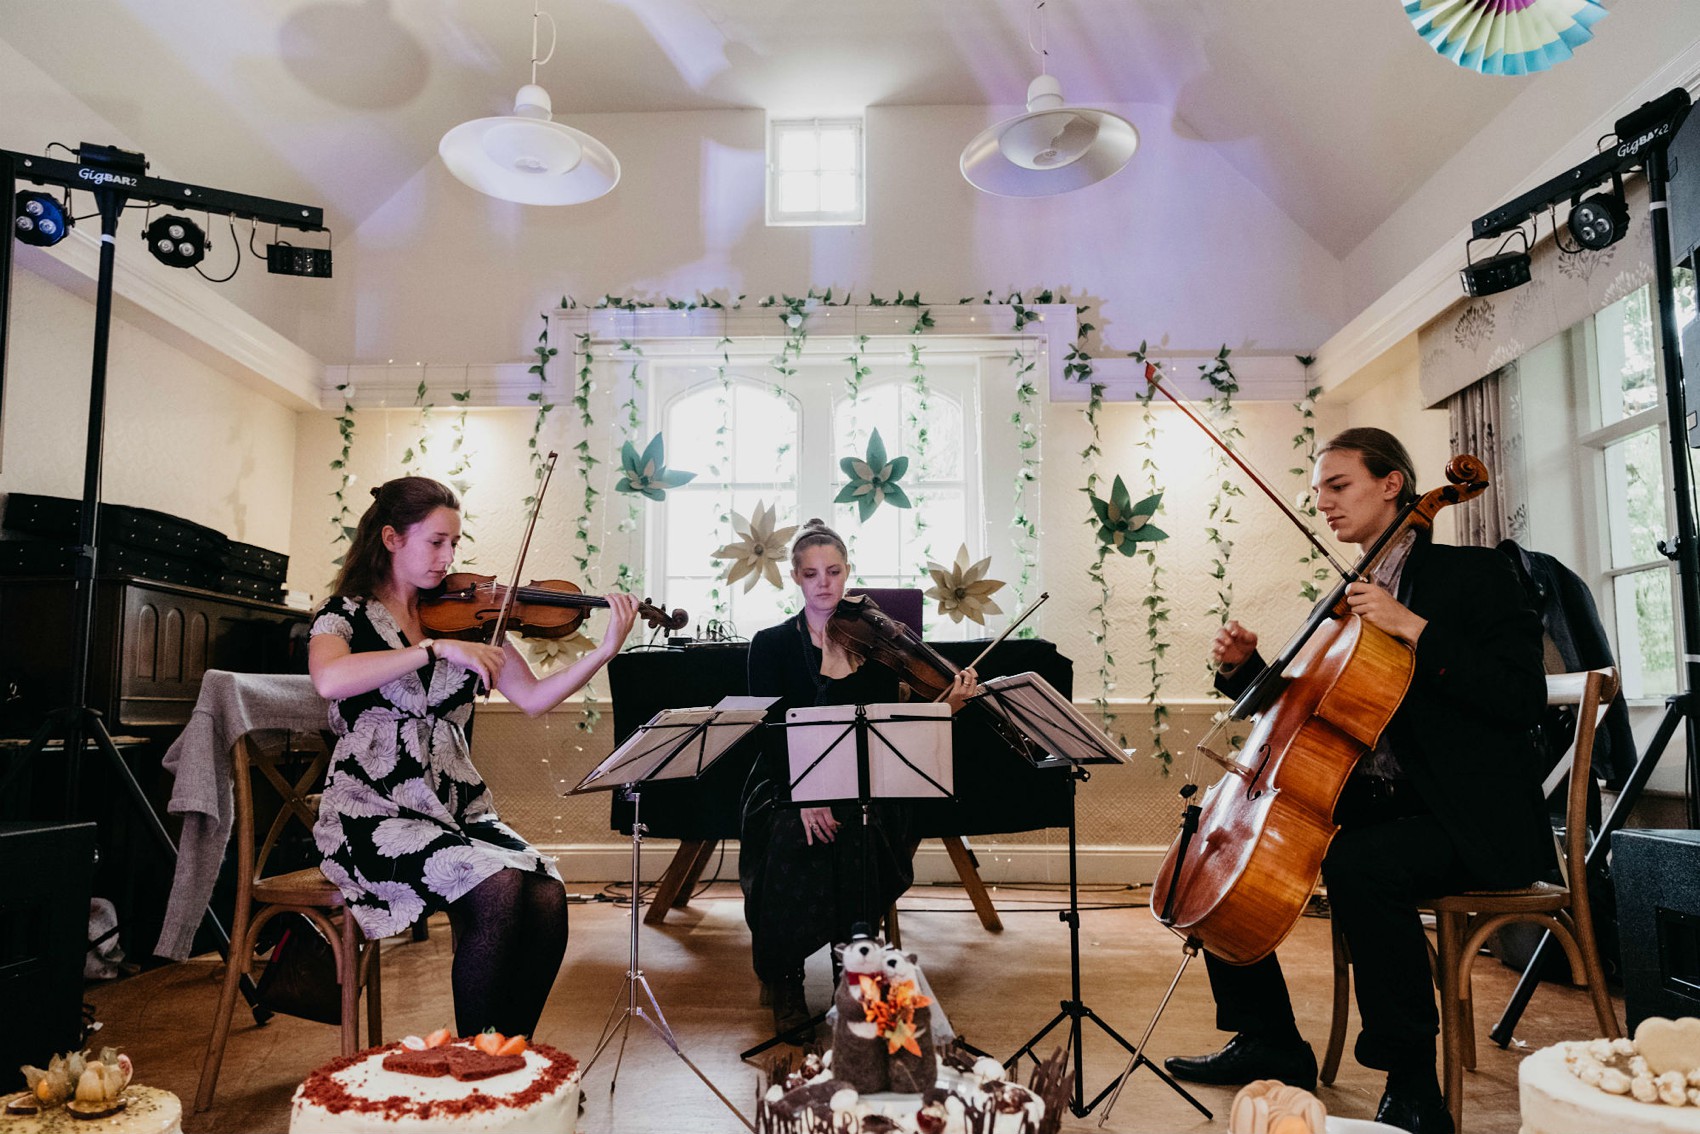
[740,519,978,1039]
[308,476,639,1038]
[1161,429,1548,1134]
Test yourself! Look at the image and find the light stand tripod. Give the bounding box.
[586,786,753,1130]
[0,144,324,1020]
[1475,88,1700,1045]
[570,699,769,1129]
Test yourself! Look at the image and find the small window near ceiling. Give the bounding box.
[767,118,865,227]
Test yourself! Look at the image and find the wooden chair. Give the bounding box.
[1320,667,1621,1130]
[195,732,382,1113]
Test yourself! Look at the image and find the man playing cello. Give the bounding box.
[1162,428,1549,1134]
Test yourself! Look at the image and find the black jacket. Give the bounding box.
[1220,539,1551,888]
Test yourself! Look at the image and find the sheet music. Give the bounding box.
[973,673,1128,767]
[568,696,775,794]
[785,703,954,803]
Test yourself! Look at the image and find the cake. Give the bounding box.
[288,1035,581,1134]
[0,1086,181,1134]
[757,1043,1067,1134]
[1520,1019,1700,1134]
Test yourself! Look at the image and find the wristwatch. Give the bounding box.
[420,639,437,666]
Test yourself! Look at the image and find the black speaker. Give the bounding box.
[1613,828,1700,1032]
[0,820,97,1088]
[1669,103,1700,265]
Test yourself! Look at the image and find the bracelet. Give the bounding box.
[421,639,437,666]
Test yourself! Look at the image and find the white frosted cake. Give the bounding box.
[1521,1038,1700,1134]
[288,1038,580,1134]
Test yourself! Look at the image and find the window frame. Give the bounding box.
[766,117,866,228]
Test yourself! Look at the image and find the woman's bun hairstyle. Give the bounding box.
[790,517,848,568]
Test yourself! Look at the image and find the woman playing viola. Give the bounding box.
[307,476,639,1038]
[740,519,977,1039]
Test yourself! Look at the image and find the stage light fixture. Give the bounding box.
[143,215,206,269]
[13,191,70,247]
[1567,190,1630,251]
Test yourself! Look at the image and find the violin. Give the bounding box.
[420,573,687,641]
[823,591,1051,702]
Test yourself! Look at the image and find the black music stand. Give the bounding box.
[568,696,773,1132]
[738,701,955,1062]
[983,673,1210,1122]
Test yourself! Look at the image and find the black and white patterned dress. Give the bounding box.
[310,595,560,939]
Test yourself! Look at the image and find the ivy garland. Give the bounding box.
[524,316,558,509]
[570,331,599,576]
[709,335,734,622]
[1127,344,1174,767]
[906,338,933,587]
[446,378,477,564]
[1291,356,1329,602]
[1200,348,1243,669]
[329,378,357,557]
[401,370,431,471]
[1008,345,1040,629]
[1070,307,1129,748]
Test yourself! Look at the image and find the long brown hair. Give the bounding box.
[330,476,459,598]
[1317,427,1419,508]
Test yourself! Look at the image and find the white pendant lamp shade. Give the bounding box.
[438,5,618,206]
[440,82,619,205]
[961,74,1138,197]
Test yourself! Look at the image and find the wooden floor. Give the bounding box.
[97,881,1615,1134]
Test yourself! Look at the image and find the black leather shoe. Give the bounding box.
[1374,1083,1454,1134]
[1163,1033,1317,1091]
[771,973,814,1043]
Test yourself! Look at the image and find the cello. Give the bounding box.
[1150,454,1489,964]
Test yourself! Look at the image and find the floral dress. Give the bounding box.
[310,595,560,939]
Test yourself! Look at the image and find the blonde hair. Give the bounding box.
[790,518,848,569]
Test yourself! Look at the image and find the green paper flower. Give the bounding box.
[834,428,911,522]
[1087,477,1168,555]
[615,433,696,501]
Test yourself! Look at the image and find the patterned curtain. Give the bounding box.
[1446,363,1527,548]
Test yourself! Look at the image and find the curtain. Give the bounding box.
[1446,363,1527,548]
[1418,183,1656,408]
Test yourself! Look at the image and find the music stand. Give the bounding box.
[737,701,954,1062]
[568,695,772,1131]
[984,673,1211,1121]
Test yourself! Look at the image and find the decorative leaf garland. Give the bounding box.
[1070,307,1129,749]
[446,380,478,565]
[709,335,734,621]
[525,316,558,509]
[329,378,357,560]
[1290,356,1329,602]
[1127,344,1174,767]
[1200,348,1243,677]
[401,369,431,470]
[906,339,933,583]
[1009,345,1040,628]
[569,328,599,576]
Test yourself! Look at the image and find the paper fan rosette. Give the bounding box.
[835,428,911,522]
[1087,477,1167,556]
[1404,0,1606,76]
[711,501,798,593]
[923,544,1006,625]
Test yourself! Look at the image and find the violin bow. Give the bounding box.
[483,449,560,681]
[930,591,1050,702]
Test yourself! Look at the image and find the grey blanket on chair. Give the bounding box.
[154,670,328,960]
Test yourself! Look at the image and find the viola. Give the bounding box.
[420,573,688,641]
[825,595,960,702]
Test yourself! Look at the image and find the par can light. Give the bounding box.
[13,191,70,247]
[144,214,206,269]
[1567,192,1630,251]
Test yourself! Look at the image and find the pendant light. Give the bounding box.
[960,1,1138,197]
[438,1,619,206]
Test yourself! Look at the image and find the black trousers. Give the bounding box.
[1200,778,1489,1073]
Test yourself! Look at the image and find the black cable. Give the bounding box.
[194,216,241,283]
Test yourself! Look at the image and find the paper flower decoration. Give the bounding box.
[835,428,911,522]
[923,544,1006,625]
[615,433,696,501]
[711,500,799,593]
[1403,0,1605,76]
[1087,477,1168,555]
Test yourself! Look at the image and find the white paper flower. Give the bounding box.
[923,544,1006,625]
[712,500,799,593]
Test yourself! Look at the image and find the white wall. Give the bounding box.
[338,102,1345,368]
[1,267,297,551]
